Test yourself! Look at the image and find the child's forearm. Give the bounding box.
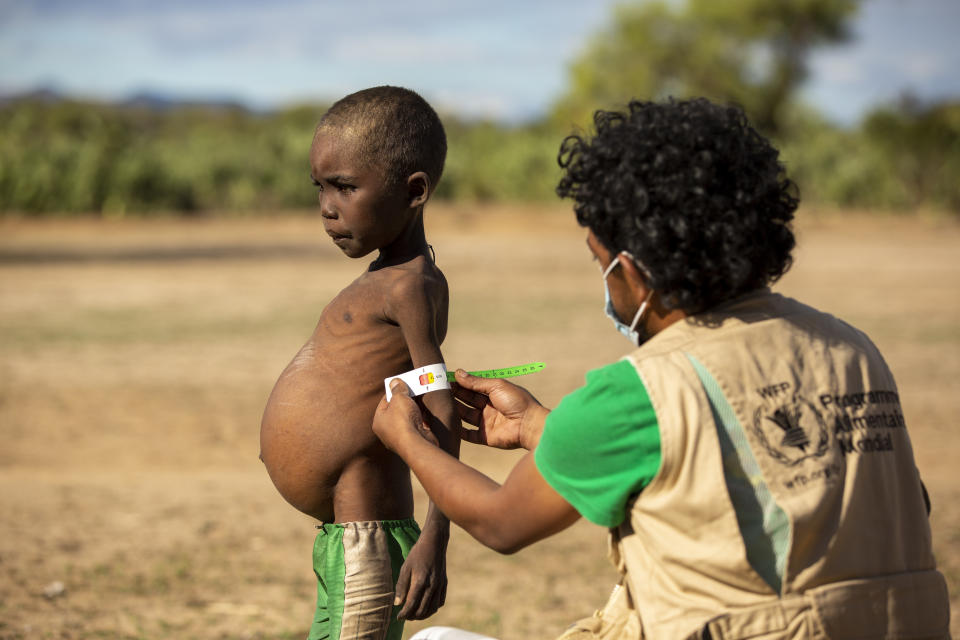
[420,499,450,541]
[418,389,459,541]
[421,389,461,459]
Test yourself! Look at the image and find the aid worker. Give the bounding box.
[372,98,951,639]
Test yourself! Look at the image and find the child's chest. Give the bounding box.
[312,279,410,368]
[320,276,391,332]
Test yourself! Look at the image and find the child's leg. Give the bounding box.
[309,520,420,640]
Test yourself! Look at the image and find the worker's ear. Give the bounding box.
[406,171,431,208]
[618,252,652,304]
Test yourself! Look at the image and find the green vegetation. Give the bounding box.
[1,0,958,216]
[777,101,960,211]
[0,100,320,216]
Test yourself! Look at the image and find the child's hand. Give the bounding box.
[373,379,439,451]
[393,529,447,620]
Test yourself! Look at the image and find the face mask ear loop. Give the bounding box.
[601,255,621,279]
[628,289,655,333]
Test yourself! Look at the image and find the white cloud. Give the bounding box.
[813,57,865,85]
[329,33,484,64]
[894,52,945,82]
[431,88,515,120]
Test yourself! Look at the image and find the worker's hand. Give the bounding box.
[373,379,439,452]
[451,369,549,450]
[393,525,447,620]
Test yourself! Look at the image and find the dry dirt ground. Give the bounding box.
[1,205,958,639]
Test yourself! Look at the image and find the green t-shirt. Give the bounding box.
[534,359,662,528]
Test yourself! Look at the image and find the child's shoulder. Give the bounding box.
[367,253,443,286]
[371,256,448,318]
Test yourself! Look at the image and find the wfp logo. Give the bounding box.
[752,397,829,466]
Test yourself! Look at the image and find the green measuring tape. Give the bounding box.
[445,362,545,382]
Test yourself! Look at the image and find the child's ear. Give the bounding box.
[406,171,431,208]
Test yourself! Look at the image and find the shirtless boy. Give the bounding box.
[259,86,460,640]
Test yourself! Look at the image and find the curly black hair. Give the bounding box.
[557,97,798,314]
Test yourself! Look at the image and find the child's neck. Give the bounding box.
[372,211,432,269]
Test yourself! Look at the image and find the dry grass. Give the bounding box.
[0,205,957,639]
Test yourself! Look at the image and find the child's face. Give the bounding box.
[310,130,413,259]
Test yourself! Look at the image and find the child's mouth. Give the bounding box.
[326,229,351,244]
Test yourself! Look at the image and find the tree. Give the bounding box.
[863,97,960,211]
[552,0,858,137]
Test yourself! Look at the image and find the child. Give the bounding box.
[259,86,460,640]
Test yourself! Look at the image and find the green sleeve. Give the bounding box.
[534,359,661,528]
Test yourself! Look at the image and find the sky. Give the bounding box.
[1,0,958,125]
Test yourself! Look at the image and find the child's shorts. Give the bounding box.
[308,519,420,640]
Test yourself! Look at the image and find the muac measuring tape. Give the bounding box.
[384,362,545,401]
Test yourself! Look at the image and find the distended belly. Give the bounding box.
[259,362,401,521]
[260,326,414,521]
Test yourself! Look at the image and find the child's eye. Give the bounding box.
[311,177,322,190]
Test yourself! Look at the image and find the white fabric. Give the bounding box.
[408,626,499,640]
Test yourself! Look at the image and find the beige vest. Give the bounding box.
[580,290,949,640]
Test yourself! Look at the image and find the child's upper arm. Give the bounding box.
[387,272,446,368]
[386,271,460,453]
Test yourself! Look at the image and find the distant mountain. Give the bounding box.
[119,90,248,111]
[0,87,65,105]
[0,87,253,112]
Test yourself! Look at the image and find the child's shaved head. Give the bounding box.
[316,86,447,188]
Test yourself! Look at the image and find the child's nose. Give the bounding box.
[319,194,336,218]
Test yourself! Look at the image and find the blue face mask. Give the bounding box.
[602,253,655,346]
